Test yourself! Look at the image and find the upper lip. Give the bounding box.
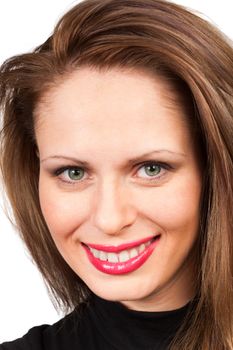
[83,234,159,253]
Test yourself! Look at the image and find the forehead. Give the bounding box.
[35,67,194,159]
[35,66,189,124]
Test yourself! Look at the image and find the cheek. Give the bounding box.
[139,176,201,234]
[39,179,90,240]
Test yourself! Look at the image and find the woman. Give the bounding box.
[0,0,232,349]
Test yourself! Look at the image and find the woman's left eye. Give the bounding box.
[136,162,168,181]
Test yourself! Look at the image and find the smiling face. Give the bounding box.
[36,67,202,312]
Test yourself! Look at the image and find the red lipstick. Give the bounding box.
[82,235,160,275]
[84,235,156,252]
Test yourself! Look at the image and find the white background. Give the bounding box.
[0,0,232,343]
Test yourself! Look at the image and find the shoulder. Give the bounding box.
[0,325,48,350]
[0,305,86,350]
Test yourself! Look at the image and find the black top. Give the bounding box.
[0,294,194,350]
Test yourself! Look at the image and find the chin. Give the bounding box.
[85,275,156,304]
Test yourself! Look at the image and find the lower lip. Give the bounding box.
[82,236,160,275]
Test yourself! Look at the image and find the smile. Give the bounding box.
[82,235,161,275]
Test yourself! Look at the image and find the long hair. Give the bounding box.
[0,0,233,348]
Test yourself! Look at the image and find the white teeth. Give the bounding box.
[89,239,154,263]
[99,251,108,261]
[119,250,130,262]
[91,248,100,258]
[138,243,146,253]
[129,248,138,259]
[107,253,119,263]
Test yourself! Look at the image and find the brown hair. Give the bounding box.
[0,0,233,348]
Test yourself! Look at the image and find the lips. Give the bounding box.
[82,235,161,275]
[85,235,157,253]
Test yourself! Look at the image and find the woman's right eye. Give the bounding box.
[54,167,87,184]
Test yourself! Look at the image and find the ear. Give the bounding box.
[34,144,40,159]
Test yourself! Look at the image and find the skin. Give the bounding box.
[36,67,202,312]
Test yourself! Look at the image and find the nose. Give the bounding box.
[91,178,136,235]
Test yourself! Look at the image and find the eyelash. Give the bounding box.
[53,161,171,186]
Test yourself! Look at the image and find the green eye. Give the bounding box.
[54,166,87,184]
[67,168,85,181]
[144,164,161,176]
[136,162,167,182]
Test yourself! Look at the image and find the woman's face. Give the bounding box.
[36,67,202,312]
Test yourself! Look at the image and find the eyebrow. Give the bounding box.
[40,149,187,166]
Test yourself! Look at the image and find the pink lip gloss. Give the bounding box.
[82,235,160,275]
